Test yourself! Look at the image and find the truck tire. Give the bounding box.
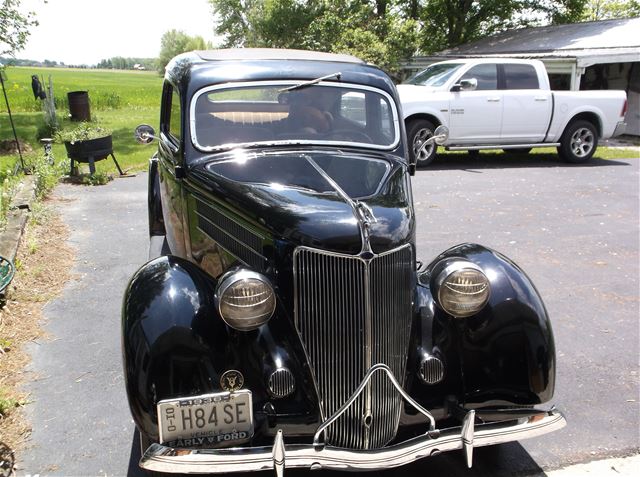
[558,120,598,164]
[407,119,437,167]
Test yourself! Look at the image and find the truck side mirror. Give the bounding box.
[451,78,478,92]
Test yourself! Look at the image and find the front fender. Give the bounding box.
[420,243,556,407]
[121,256,319,443]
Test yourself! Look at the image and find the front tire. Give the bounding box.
[558,120,598,163]
[407,119,437,167]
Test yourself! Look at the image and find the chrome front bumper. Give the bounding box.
[140,364,566,475]
[141,410,566,474]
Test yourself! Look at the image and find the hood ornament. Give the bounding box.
[303,155,377,258]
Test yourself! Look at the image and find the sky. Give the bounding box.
[17,0,222,65]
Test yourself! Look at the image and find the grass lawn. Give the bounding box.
[1,66,162,177]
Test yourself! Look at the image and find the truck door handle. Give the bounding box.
[535,97,548,102]
[487,97,501,102]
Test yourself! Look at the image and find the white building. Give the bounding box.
[404,18,640,135]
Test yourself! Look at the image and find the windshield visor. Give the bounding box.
[190,82,400,152]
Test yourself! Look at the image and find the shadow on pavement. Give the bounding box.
[126,430,545,477]
[419,153,633,172]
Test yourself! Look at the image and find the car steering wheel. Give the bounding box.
[324,129,373,143]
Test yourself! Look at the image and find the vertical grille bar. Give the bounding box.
[294,245,413,449]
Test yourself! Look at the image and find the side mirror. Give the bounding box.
[412,125,449,171]
[135,124,156,144]
[451,78,478,92]
[433,125,449,145]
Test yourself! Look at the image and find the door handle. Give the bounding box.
[535,97,548,102]
[487,97,501,102]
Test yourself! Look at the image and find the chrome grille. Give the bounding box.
[294,245,413,449]
[419,356,445,385]
[268,368,296,399]
[195,198,266,271]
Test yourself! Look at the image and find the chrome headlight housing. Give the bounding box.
[215,270,276,331]
[432,260,490,318]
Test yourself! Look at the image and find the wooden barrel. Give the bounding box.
[67,91,91,121]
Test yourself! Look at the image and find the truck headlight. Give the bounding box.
[215,270,276,330]
[433,260,490,318]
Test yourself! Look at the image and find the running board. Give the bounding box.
[446,143,560,151]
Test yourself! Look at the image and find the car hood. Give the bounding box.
[190,149,415,255]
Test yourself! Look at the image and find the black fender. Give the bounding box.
[148,155,165,237]
[415,243,555,408]
[121,256,320,444]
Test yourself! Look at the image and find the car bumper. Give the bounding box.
[140,408,566,474]
[612,121,627,137]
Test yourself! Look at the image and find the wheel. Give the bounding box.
[407,119,437,167]
[557,120,598,163]
[504,147,532,154]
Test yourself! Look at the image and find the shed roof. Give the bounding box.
[413,17,640,67]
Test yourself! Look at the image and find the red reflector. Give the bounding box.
[621,99,628,117]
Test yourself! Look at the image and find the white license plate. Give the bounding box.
[157,390,253,445]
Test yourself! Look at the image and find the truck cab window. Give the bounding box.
[504,64,539,89]
[459,64,497,90]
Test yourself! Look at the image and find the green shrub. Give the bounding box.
[54,122,112,143]
[0,388,20,418]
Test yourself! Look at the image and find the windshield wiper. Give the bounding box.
[279,72,342,92]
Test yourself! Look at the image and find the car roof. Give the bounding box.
[195,48,365,64]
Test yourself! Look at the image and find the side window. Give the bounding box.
[380,98,392,138]
[504,64,540,89]
[340,92,366,125]
[169,88,182,141]
[459,64,497,90]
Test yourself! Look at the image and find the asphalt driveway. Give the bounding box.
[17,154,639,476]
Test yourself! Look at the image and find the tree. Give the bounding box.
[207,0,615,72]
[0,0,39,56]
[209,0,420,75]
[581,0,640,20]
[157,29,212,73]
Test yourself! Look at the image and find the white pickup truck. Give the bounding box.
[397,58,627,166]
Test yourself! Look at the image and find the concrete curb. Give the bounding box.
[543,454,640,476]
[0,175,36,297]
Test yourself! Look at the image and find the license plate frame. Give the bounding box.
[157,390,253,445]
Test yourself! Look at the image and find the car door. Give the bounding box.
[500,63,552,142]
[448,63,502,144]
[158,82,188,257]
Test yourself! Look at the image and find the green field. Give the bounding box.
[0,65,637,179]
[1,66,163,176]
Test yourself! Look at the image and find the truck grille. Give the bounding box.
[294,245,413,449]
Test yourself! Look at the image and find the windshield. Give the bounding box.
[404,63,463,87]
[191,82,399,152]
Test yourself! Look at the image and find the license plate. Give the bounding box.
[157,390,253,445]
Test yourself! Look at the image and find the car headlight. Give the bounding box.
[215,270,276,330]
[433,260,490,318]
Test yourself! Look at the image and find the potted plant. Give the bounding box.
[55,123,122,175]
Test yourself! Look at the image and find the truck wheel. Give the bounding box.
[558,120,598,163]
[407,119,437,167]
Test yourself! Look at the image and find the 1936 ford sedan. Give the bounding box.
[122,49,565,475]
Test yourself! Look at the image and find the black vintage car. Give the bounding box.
[122,49,565,475]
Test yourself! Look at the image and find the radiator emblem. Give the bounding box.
[221,370,244,392]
